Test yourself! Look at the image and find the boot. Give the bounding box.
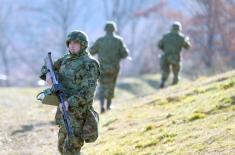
[101,108,105,114]
[100,97,105,114]
[172,76,178,85]
[160,80,165,88]
[107,99,112,111]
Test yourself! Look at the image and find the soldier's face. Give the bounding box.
[68,41,81,54]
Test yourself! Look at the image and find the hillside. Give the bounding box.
[0,71,235,155]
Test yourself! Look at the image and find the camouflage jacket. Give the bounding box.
[40,50,100,112]
[89,33,128,72]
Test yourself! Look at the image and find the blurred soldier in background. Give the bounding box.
[158,21,191,88]
[90,21,129,113]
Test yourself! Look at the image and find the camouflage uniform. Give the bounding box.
[158,22,191,88]
[40,31,99,155]
[90,21,128,113]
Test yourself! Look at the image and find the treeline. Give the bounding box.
[0,0,234,86]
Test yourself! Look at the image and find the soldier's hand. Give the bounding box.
[46,73,52,86]
[59,101,69,112]
[185,36,190,42]
[127,56,133,61]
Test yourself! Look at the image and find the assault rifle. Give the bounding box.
[45,52,74,137]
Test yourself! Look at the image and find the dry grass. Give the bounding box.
[0,71,235,155]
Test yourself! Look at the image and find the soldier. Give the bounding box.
[39,30,100,155]
[158,21,191,88]
[90,21,129,113]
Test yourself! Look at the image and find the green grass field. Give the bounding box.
[0,71,234,155]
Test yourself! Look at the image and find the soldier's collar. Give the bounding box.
[171,29,180,33]
[69,49,87,58]
[106,32,114,36]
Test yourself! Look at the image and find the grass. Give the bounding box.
[83,70,235,155]
[188,112,207,121]
[0,71,235,154]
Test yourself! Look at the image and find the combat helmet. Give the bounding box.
[66,30,88,49]
[171,21,182,32]
[104,21,117,32]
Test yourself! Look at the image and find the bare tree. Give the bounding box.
[44,0,86,54]
[102,0,146,33]
[190,0,235,68]
[127,0,171,74]
[0,0,13,86]
[20,0,87,55]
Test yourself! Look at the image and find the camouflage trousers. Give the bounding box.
[57,118,84,155]
[160,57,180,84]
[98,70,119,100]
